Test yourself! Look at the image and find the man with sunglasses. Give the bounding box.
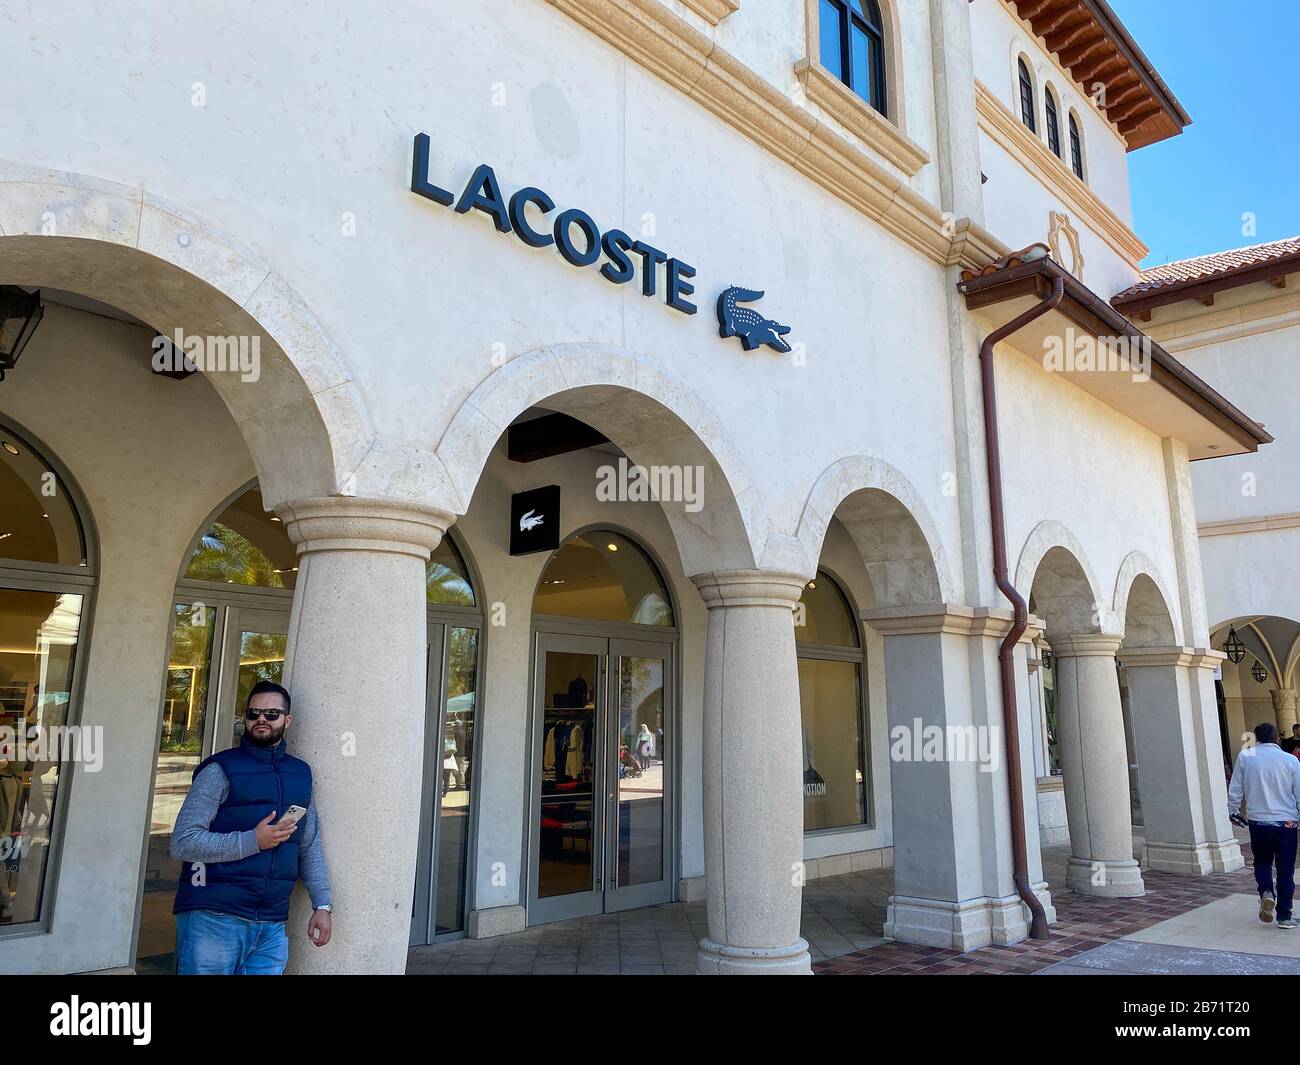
[170,680,332,974]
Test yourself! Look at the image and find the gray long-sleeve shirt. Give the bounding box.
[170,762,332,910]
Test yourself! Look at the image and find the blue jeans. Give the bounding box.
[1249,822,1298,921]
[176,909,289,975]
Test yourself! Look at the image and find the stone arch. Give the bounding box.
[1113,551,1182,647]
[787,455,956,604]
[0,164,375,508]
[1015,519,1109,636]
[434,342,768,575]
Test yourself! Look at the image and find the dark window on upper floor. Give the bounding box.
[819,0,888,117]
[1018,58,1036,132]
[1045,88,1061,158]
[1069,113,1084,179]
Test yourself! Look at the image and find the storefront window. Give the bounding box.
[435,626,478,934]
[0,429,87,568]
[795,571,868,831]
[534,532,673,626]
[428,537,475,607]
[1041,654,1061,776]
[183,487,297,588]
[0,589,83,927]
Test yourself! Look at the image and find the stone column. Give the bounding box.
[277,496,452,975]
[864,605,1054,951]
[1271,689,1299,734]
[1123,647,1229,875]
[1186,649,1244,872]
[692,570,810,975]
[1052,634,1145,896]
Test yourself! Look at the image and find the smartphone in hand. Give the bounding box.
[277,805,308,831]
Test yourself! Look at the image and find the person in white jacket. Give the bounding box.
[1227,722,1300,928]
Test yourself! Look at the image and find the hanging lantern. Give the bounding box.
[0,286,45,382]
[1251,661,1268,684]
[1223,627,1246,664]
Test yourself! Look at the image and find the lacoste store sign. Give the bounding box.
[410,133,794,354]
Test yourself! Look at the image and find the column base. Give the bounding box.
[696,937,812,975]
[885,885,1057,951]
[467,904,527,939]
[1066,857,1145,896]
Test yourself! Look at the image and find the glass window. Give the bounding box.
[799,657,865,830]
[1069,113,1084,179]
[1041,652,1061,775]
[1045,88,1061,158]
[0,587,84,926]
[820,0,888,117]
[0,430,86,568]
[183,487,297,588]
[428,536,475,607]
[796,571,860,647]
[534,532,673,626]
[435,626,478,934]
[795,571,867,831]
[1018,58,1036,132]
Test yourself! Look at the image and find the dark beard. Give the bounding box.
[245,726,283,748]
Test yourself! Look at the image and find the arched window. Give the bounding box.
[819,0,888,116]
[0,420,94,931]
[795,570,868,832]
[1018,58,1036,132]
[1069,113,1085,180]
[1045,87,1062,158]
[534,531,673,626]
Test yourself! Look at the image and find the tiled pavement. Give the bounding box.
[408,832,1260,975]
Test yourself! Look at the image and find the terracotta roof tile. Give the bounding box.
[1113,236,1300,302]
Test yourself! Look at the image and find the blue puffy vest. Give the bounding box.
[173,737,313,923]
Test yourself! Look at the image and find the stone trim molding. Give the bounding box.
[1186,648,1227,672]
[1199,511,1300,538]
[544,0,995,270]
[861,603,1042,642]
[1049,632,1123,658]
[974,80,1148,267]
[1120,645,1196,669]
[278,497,454,560]
[793,59,930,177]
[679,0,738,25]
[692,569,807,609]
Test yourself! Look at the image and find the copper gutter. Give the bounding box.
[977,273,1064,941]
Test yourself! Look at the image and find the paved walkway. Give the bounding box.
[408,828,1278,976]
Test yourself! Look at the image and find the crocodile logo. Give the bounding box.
[716,286,793,353]
[519,509,545,532]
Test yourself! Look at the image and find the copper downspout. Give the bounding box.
[978,273,1064,941]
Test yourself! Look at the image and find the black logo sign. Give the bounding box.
[510,485,561,556]
[717,286,792,353]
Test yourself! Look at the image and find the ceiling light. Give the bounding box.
[1,441,18,456]
[607,543,618,552]
[0,286,46,382]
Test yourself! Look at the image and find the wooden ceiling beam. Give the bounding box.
[1118,103,1162,132]
[1058,33,1108,68]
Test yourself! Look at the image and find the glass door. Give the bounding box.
[605,639,671,912]
[137,602,288,972]
[528,633,673,923]
[411,621,481,944]
[529,634,607,923]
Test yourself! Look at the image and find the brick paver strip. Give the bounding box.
[815,847,1260,976]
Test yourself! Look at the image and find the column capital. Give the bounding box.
[1048,632,1123,658]
[1119,646,1196,668]
[862,603,1042,642]
[691,569,807,609]
[276,496,455,561]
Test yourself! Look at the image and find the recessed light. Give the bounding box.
[270,516,282,522]
[807,580,817,590]
[41,513,48,519]
[1,441,18,456]
[0,532,11,541]
[607,543,618,552]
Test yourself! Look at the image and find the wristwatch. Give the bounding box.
[315,904,333,914]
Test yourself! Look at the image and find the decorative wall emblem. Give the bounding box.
[716,286,793,353]
[1048,211,1084,281]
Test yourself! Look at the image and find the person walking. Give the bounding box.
[1228,722,1300,929]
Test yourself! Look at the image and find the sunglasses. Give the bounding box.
[245,708,285,722]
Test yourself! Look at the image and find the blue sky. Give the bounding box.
[1108,0,1299,267]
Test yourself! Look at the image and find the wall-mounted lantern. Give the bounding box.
[1223,627,1246,664]
[0,286,45,382]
